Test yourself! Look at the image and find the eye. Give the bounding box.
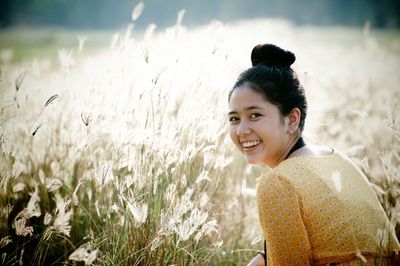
[229,116,239,123]
[249,113,262,119]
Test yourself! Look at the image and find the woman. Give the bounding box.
[227,44,400,265]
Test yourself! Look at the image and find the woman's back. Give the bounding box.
[256,150,400,265]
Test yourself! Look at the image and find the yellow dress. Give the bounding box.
[256,150,400,265]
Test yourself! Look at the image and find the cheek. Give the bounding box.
[229,126,241,147]
[229,126,236,142]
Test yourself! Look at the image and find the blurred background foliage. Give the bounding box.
[0,0,399,30]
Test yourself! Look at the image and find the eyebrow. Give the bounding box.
[228,105,263,115]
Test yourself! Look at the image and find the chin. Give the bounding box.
[244,155,264,165]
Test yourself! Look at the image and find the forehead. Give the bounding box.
[229,85,270,110]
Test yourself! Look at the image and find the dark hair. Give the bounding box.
[228,44,307,132]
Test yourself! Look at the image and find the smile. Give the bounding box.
[241,140,261,149]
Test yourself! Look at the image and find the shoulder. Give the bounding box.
[256,171,301,212]
[289,143,334,158]
[256,171,297,195]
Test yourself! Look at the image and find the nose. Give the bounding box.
[237,120,252,136]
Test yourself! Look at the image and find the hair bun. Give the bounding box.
[251,44,295,68]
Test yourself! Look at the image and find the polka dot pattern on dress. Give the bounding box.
[255,150,400,265]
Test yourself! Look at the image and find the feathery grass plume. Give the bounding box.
[0,236,12,248]
[45,178,62,192]
[81,112,92,126]
[194,219,219,243]
[14,69,26,91]
[58,49,76,69]
[44,94,59,107]
[196,170,210,183]
[131,2,144,22]
[77,35,88,52]
[355,248,368,263]
[176,9,186,26]
[127,201,148,226]
[31,122,43,136]
[48,193,72,237]
[144,23,157,41]
[12,183,25,193]
[141,44,149,63]
[26,184,41,218]
[44,213,52,225]
[241,178,256,197]
[110,32,120,50]
[14,218,33,236]
[199,193,209,208]
[0,203,13,222]
[175,208,208,242]
[69,243,98,265]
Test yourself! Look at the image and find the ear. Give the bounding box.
[287,108,301,134]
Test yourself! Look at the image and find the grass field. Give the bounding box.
[0,17,400,265]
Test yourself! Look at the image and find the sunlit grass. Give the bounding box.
[0,14,399,265]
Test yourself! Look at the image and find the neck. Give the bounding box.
[271,135,302,167]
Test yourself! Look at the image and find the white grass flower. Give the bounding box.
[176,188,194,215]
[12,182,26,193]
[377,228,389,248]
[158,211,177,236]
[49,193,72,237]
[176,9,186,26]
[213,155,234,170]
[111,203,119,213]
[250,235,263,246]
[241,178,256,197]
[194,219,218,243]
[150,236,163,251]
[199,193,209,208]
[77,35,87,52]
[370,182,386,196]
[12,161,26,178]
[0,236,12,248]
[0,204,13,219]
[44,213,52,225]
[355,248,367,263]
[175,208,208,242]
[165,184,176,203]
[128,201,148,226]
[196,170,210,183]
[213,240,223,248]
[181,174,188,187]
[45,178,63,192]
[14,218,33,236]
[27,184,41,218]
[144,23,157,41]
[69,243,98,265]
[39,169,46,185]
[110,33,120,49]
[361,156,370,173]
[58,49,76,69]
[72,178,83,206]
[50,161,60,176]
[131,2,144,22]
[95,200,100,217]
[94,162,114,185]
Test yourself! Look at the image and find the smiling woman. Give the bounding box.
[227,44,400,265]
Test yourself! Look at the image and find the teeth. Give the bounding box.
[242,140,260,148]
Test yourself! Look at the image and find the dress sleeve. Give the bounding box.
[256,173,312,265]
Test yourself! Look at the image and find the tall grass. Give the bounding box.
[0,11,400,265]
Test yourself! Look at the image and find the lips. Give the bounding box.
[240,140,261,152]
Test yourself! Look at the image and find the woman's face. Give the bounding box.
[228,85,291,167]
